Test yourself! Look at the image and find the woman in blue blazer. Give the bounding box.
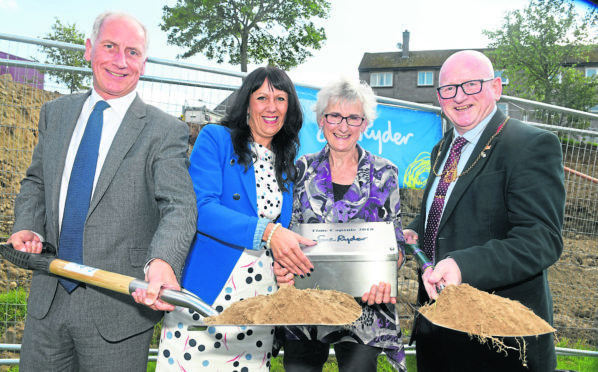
[157,66,315,371]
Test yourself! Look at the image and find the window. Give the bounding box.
[418,71,434,86]
[494,70,509,85]
[586,67,598,78]
[497,102,509,115]
[370,72,393,87]
[550,72,562,84]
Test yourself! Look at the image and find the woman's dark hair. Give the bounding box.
[221,66,303,192]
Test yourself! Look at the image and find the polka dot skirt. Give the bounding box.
[157,251,277,371]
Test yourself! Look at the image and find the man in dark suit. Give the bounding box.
[7,12,196,371]
[404,50,565,371]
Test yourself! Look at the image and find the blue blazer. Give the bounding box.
[181,124,293,304]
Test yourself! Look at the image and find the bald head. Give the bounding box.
[437,50,502,134]
[439,50,494,84]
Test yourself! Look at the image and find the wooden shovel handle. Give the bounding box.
[49,259,134,295]
[48,259,218,317]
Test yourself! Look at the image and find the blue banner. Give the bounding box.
[295,85,442,189]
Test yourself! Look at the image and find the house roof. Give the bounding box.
[358,49,488,71]
[358,46,598,71]
[563,45,598,66]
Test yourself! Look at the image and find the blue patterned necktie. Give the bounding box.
[422,136,468,261]
[58,100,109,292]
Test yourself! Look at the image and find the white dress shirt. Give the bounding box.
[424,106,497,228]
[58,89,137,231]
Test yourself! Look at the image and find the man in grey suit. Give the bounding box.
[8,11,196,371]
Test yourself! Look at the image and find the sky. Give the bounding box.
[0,0,596,87]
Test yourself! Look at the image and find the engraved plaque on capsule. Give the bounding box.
[292,221,399,297]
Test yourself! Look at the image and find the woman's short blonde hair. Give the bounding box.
[313,76,377,127]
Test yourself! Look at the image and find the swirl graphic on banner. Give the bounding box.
[403,152,431,189]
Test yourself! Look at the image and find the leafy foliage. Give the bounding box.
[161,0,331,72]
[40,18,90,93]
[483,0,598,116]
[0,287,28,336]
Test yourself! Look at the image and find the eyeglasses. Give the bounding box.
[437,78,494,99]
[323,113,365,127]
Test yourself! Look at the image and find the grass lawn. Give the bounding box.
[146,347,598,372]
[147,354,415,372]
[5,346,594,371]
[1,291,596,371]
[555,338,598,372]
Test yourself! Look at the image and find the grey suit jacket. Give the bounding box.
[13,91,197,341]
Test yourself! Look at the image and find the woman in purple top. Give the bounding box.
[275,77,407,372]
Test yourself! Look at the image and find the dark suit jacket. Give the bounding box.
[408,109,565,371]
[12,91,197,341]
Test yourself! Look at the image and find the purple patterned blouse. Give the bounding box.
[284,144,407,371]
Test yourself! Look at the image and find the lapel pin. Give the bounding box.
[481,145,491,158]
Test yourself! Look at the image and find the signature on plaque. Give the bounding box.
[317,234,368,245]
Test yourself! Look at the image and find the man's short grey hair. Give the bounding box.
[89,11,149,52]
[313,76,378,127]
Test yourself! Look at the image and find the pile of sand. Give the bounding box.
[419,284,555,337]
[203,285,362,325]
[419,283,557,366]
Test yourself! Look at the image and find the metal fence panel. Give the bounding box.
[0,34,596,365]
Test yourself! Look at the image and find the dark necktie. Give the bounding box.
[58,100,109,292]
[422,136,468,261]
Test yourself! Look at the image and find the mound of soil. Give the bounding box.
[0,74,61,237]
[203,285,362,325]
[419,284,555,337]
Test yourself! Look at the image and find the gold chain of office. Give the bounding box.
[432,116,510,183]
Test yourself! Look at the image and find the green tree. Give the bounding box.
[40,18,90,93]
[483,0,598,115]
[161,0,331,72]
